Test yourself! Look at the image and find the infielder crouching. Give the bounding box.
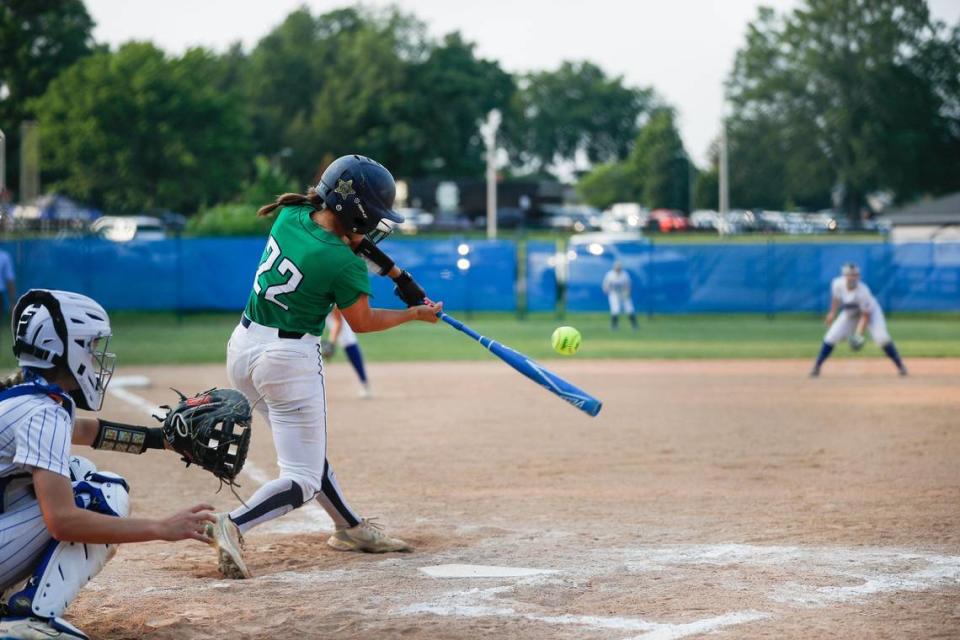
[811,263,907,377]
[0,290,216,640]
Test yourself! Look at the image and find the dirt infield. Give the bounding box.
[71,358,958,639]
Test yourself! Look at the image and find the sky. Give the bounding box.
[86,0,959,167]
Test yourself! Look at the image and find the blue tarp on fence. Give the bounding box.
[533,240,960,313]
[1,237,957,314]
[0,237,518,312]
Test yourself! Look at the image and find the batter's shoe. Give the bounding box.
[898,366,908,377]
[809,365,821,378]
[0,616,88,639]
[358,382,372,399]
[205,513,251,579]
[327,518,412,553]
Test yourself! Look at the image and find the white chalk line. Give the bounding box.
[400,543,960,639]
[108,381,333,532]
[401,575,769,640]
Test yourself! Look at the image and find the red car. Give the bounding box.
[648,209,689,233]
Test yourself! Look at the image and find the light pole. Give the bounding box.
[719,118,729,214]
[480,109,501,240]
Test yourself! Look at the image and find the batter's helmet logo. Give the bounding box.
[334,179,355,199]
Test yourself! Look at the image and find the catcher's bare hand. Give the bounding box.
[158,504,216,543]
[412,300,442,323]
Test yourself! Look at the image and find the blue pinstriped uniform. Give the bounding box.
[0,389,73,590]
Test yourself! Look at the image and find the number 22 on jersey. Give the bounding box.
[253,236,304,311]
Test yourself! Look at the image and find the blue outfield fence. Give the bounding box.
[1,236,517,313]
[3,237,958,314]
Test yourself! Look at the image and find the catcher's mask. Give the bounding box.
[11,289,115,411]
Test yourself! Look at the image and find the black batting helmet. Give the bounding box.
[315,155,404,237]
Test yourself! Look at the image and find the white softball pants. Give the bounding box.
[823,309,891,346]
[332,316,358,348]
[226,321,360,533]
[608,292,635,315]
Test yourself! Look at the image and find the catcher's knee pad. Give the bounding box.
[68,456,97,482]
[6,474,129,619]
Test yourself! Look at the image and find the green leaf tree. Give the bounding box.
[727,1,960,215]
[0,0,95,198]
[32,43,251,213]
[405,33,515,177]
[576,162,637,209]
[630,109,692,211]
[507,61,654,174]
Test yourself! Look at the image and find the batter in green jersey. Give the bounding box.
[244,204,371,336]
[207,155,442,579]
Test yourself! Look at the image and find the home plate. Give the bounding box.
[419,564,559,578]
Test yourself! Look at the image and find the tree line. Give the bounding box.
[2,0,958,218]
[2,2,651,215]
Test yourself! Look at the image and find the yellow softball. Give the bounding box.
[551,326,581,355]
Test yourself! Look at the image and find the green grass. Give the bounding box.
[3,312,955,368]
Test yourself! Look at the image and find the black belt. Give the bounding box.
[240,315,305,339]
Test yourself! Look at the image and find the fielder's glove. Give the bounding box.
[160,388,252,484]
[321,339,336,359]
[848,334,866,351]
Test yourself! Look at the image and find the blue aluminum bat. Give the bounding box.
[439,313,602,417]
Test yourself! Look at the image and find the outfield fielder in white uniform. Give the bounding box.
[810,263,907,377]
[0,290,215,640]
[602,262,637,330]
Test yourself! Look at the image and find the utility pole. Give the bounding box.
[20,121,40,203]
[0,127,5,198]
[480,109,501,240]
[718,118,729,214]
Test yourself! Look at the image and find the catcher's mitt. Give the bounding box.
[160,388,252,484]
[849,334,866,351]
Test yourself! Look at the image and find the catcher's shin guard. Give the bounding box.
[6,463,129,619]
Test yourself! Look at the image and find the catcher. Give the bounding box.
[0,289,251,640]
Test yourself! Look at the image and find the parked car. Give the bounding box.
[648,209,689,233]
[689,210,720,231]
[473,207,526,230]
[542,205,601,232]
[601,203,647,232]
[395,207,436,234]
[91,216,166,242]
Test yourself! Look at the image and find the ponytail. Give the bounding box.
[256,190,326,217]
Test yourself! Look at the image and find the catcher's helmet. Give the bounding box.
[315,155,404,238]
[12,289,116,411]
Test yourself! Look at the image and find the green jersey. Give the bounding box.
[244,205,371,336]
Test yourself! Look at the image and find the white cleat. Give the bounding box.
[357,383,372,399]
[327,518,411,553]
[205,513,251,579]
[0,616,88,640]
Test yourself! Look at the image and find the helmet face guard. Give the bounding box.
[365,219,397,245]
[316,155,404,241]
